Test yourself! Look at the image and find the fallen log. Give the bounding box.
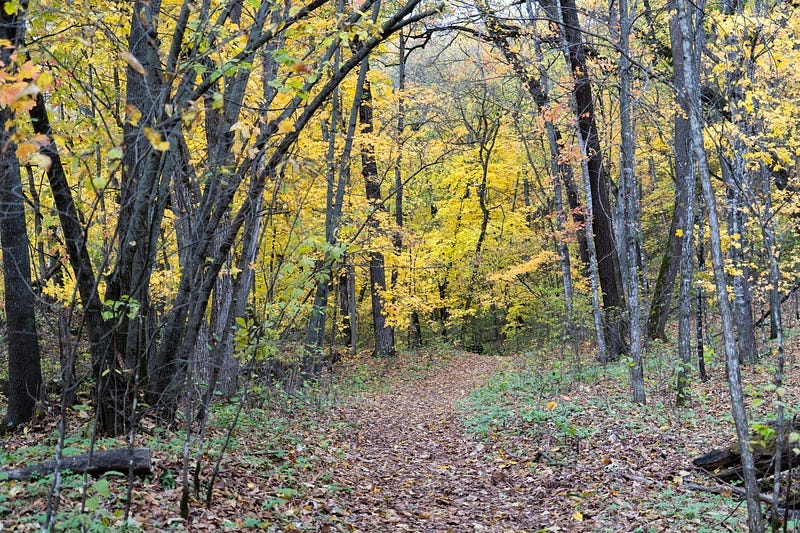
[693,424,800,482]
[2,448,151,481]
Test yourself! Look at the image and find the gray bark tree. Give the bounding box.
[616,0,644,403]
[669,0,699,406]
[676,0,763,527]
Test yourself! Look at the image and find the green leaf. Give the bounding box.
[86,496,100,511]
[3,1,20,15]
[94,478,110,498]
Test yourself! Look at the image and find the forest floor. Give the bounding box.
[3,333,800,531]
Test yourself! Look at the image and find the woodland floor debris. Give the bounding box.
[3,344,799,531]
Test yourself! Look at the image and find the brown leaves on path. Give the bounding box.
[329,353,538,532]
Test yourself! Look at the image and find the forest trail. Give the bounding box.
[331,353,539,532]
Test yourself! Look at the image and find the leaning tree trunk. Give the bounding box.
[676,0,763,528]
[0,6,42,427]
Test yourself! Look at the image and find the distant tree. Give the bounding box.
[359,59,396,357]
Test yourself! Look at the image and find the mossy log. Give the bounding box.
[2,448,151,481]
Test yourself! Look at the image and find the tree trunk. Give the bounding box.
[29,92,110,418]
[3,449,151,481]
[306,21,358,369]
[551,0,628,357]
[339,258,357,354]
[754,166,787,528]
[393,29,422,350]
[696,198,709,382]
[617,0,644,403]
[0,8,42,428]
[723,161,758,364]
[577,134,608,363]
[668,0,697,405]
[719,0,759,367]
[359,61,395,357]
[676,0,763,528]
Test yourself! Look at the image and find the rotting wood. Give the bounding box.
[2,448,151,481]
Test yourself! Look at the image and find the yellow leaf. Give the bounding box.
[125,105,142,126]
[3,0,20,15]
[35,71,53,91]
[120,51,146,75]
[546,401,558,410]
[675,228,683,237]
[278,120,294,134]
[143,127,170,151]
[16,142,36,160]
[573,511,583,521]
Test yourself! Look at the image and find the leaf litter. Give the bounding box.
[3,339,799,531]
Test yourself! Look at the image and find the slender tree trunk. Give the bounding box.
[0,6,42,428]
[29,93,110,416]
[577,134,608,363]
[668,0,697,405]
[393,29,421,349]
[723,162,758,364]
[617,0,644,403]
[647,49,690,342]
[677,0,763,528]
[306,20,368,368]
[339,258,357,354]
[752,166,786,529]
[719,0,759,366]
[549,128,574,327]
[696,198,709,382]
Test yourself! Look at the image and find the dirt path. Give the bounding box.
[331,354,539,532]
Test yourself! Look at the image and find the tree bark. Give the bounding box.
[547,0,628,357]
[668,0,697,405]
[0,6,42,428]
[3,448,151,481]
[359,60,395,357]
[617,0,644,403]
[676,0,763,528]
